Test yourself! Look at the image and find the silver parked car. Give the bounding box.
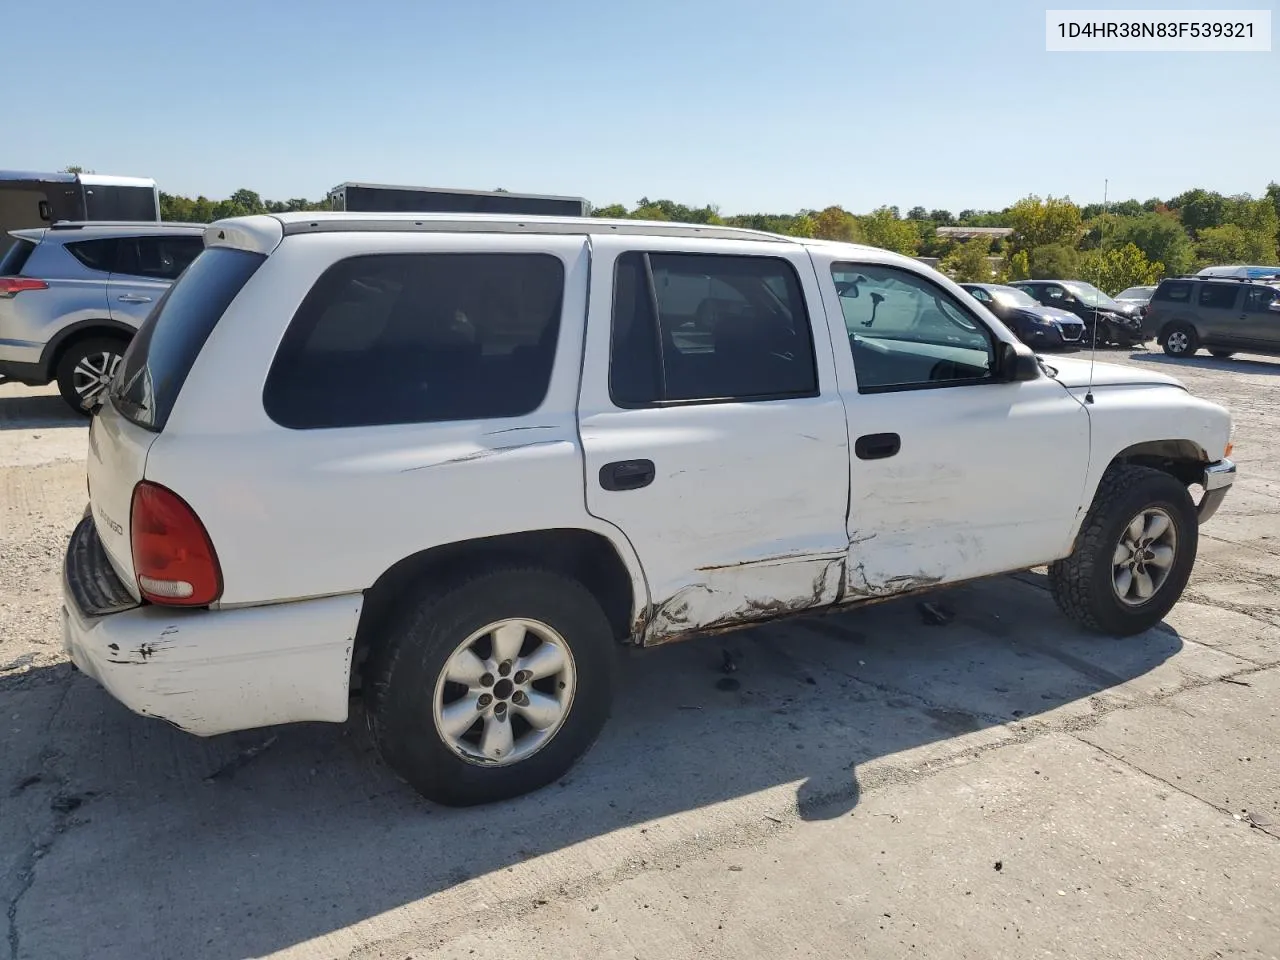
[0,221,205,413]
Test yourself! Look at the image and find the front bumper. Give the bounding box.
[1197,458,1236,524]
[62,518,364,736]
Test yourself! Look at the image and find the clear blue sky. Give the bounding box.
[7,0,1277,214]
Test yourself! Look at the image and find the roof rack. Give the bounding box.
[1162,274,1280,283]
[48,220,205,231]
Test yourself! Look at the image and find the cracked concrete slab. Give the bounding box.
[386,734,1280,960]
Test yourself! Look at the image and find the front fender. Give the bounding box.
[1065,383,1232,549]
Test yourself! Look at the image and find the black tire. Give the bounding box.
[55,336,129,416]
[364,566,616,806]
[1160,323,1199,358]
[1210,350,1235,359]
[1048,464,1198,636]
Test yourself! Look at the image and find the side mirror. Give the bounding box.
[1268,300,1280,314]
[998,341,1040,382]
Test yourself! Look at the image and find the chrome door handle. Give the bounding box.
[117,295,152,303]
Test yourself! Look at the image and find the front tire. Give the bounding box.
[1049,465,1198,636]
[364,566,616,806]
[55,336,129,415]
[1160,324,1199,357]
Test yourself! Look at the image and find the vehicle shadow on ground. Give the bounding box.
[1128,352,1280,376]
[0,393,86,430]
[5,573,1183,960]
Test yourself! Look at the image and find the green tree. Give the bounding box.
[929,209,955,226]
[940,238,994,282]
[859,206,918,255]
[1080,243,1162,295]
[1171,188,1227,234]
[1111,213,1194,276]
[1197,223,1276,265]
[1007,196,1083,252]
[1008,249,1031,281]
[906,206,928,221]
[1028,243,1080,279]
[1267,182,1280,222]
[784,215,816,238]
[61,164,95,174]
[591,203,629,219]
[811,206,861,242]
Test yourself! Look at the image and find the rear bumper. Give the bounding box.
[1197,458,1236,524]
[62,525,364,736]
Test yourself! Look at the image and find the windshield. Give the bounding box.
[990,286,1041,309]
[1064,281,1120,309]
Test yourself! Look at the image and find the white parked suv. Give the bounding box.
[63,212,1237,806]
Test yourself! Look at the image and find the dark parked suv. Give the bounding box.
[1144,276,1280,359]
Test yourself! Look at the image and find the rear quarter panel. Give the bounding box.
[145,231,648,615]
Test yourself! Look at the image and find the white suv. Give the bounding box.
[63,212,1237,806]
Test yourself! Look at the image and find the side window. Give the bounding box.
[831,262,996,393]
[65,238,120,273]
[967,287,991,303]
[115,236,205,281]
[1244,286,1280,313]
[263,252,565,429]
[1043,285,1066,302]
[1154,281,1192,303]
[1198,283,1239,309]
[608,252,818,406]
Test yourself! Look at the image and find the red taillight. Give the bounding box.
[130,482,222,606]
[0,277,49,297]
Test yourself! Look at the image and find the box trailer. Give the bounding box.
[0,170,160,253]
[327,182,589,217]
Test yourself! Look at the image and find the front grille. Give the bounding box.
[1059,325,1084,342]
[64,515,139,617]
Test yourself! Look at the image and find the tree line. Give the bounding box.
[155,183,1280,296]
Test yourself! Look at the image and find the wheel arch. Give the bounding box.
[350,528,646,689]
[1110,438,1211,487]
[39,318,135,380]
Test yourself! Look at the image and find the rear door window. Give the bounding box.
[114,236,205,281]
[608,252,818,405]
[110,248,266,432]
[1198,283,1240,309]
[263,252,566,429]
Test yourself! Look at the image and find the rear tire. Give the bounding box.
[1160,324,1199,358]
[364,566,617,806]
[1048,464,1198,636]
[55,336,129,416]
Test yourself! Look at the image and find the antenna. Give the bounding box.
[1084,179,1106,405]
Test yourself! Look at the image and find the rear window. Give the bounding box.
[1152,280,1191,303]
[66,238,120,272]
[263,252,565,429]
[110,247,265,432]
[0,238,36,276]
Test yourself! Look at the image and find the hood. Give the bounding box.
[1105,302,1142,318]
[1026,305,1082,323]
[1039,355,1186,390]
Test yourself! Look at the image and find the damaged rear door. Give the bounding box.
[577,234,851,644]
